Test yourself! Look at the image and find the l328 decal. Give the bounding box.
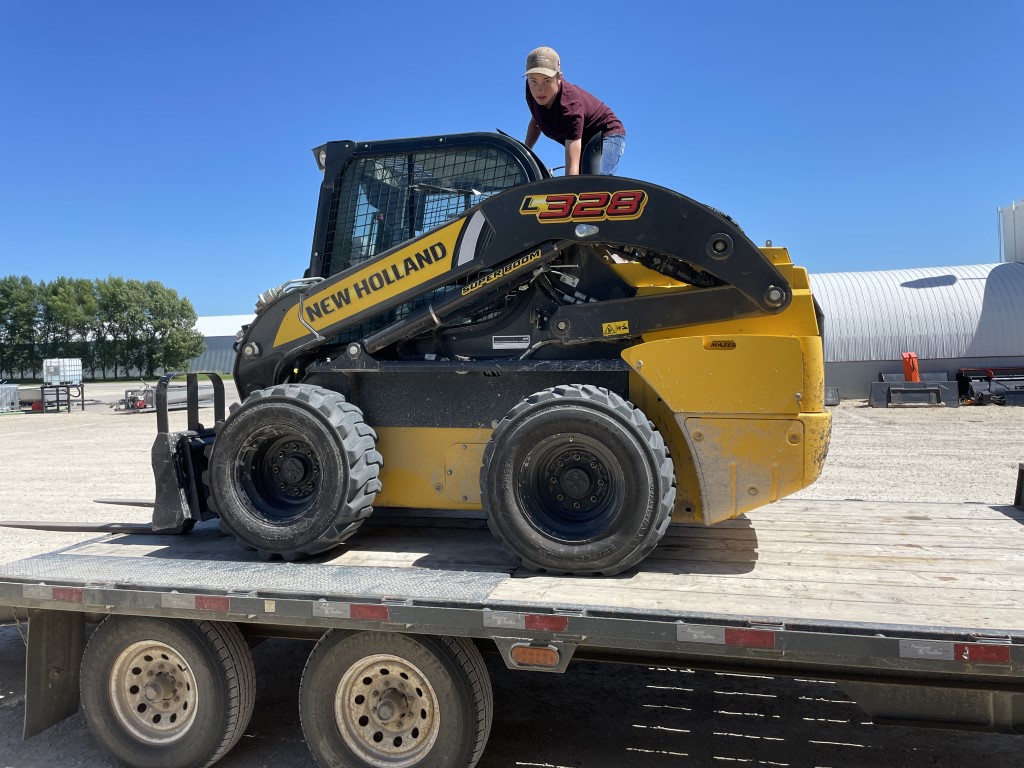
[520,190,648,222]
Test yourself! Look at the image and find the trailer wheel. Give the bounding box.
[206,384,382,559]
[481,384,675,575]
[299,631,492,768]
[80,616,255,768]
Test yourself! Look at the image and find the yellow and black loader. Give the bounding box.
[152,132,831,574]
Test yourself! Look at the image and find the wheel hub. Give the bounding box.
[546,448,608,513]
[374,688,409,723]
[269,441,318,497]
[109,641,198,744]
[336,654,439,767]
[239,431,326,521]
[143,673,176,702]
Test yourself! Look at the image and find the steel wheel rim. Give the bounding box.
[238,428,322,522]
[517,434,625,541]
[334,653,440,767]
[107,640,198,744]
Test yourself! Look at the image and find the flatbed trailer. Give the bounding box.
[2,496,1024,768]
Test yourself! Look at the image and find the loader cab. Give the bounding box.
[307,132,548,280]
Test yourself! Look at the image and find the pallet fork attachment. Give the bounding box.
[150,372,226,533]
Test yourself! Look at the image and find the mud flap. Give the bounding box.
[24,609,84,739]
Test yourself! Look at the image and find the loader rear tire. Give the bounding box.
[206,384,382,560]
[481,384,675,575]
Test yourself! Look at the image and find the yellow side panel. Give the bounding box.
[683,412,830,525]
[628,378,703,523]
[800,334,826,412]
[374,427,489,510]
[680,416,806,525]
[622,335,806,415]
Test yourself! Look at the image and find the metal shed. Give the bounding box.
[187,315,254,375]
[809,263,1024,397]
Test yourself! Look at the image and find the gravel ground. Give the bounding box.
[1,384,1023,767]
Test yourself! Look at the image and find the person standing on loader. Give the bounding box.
[523,46,626,175]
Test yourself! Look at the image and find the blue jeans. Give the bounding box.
[600,134,626,175]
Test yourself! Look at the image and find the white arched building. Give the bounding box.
[809,262,1024,397]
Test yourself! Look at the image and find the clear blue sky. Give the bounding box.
[2,1,1021,317]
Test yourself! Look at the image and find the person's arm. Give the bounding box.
[525,120,541,149]
[564,138,582,175]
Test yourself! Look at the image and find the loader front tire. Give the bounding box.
[481,384,675,575]
[206,384,382,560]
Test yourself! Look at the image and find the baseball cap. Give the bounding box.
[524,46,560,77]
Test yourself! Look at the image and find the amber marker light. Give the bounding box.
[509,644,561,668]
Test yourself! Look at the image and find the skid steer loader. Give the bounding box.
[152,131,831,575]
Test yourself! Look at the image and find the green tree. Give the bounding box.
[94,277,144,379]
[141,281,205,375]
[0,276,41,378]
[39,277,98,368]
[2,275,204,379]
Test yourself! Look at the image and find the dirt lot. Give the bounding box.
[1,383,1023,767]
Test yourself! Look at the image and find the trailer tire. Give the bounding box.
[481,384,675,575]
[299,631,492,768]
[206,384,382,559]
[80,616,255,768]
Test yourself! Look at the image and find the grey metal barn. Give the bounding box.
[810,262,1024,398]
[187,315,253,375]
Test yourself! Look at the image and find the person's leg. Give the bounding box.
[600,134,625,175]
[579,133,603,174]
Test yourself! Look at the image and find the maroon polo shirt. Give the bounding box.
[526,80,625,147]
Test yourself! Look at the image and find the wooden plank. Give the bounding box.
[605,561,1024,593]
[532,572,1024,610]
[486,578,1024,629]
[672,520,1024,538]
[739,499,1024,521]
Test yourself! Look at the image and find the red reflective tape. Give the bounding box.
[724,628,776,650]
[525,614,570,632]
[350,604,390,621]
[52,587,83,603]
[955,643,1011,664]
[195,596,230,612]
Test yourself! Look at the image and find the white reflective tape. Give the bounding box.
[483,611,527,630]
[678,624,726,644]
[22,585,53,600]
[161,593,197,610]
[312,601,351,619]
[899,639,954,661]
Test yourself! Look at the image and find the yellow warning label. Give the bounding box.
[602,320,630,336]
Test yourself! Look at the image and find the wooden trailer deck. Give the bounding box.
[4,497,1023,636]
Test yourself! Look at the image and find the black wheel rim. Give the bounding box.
[237,428,323,522]
[516,434,624,542]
